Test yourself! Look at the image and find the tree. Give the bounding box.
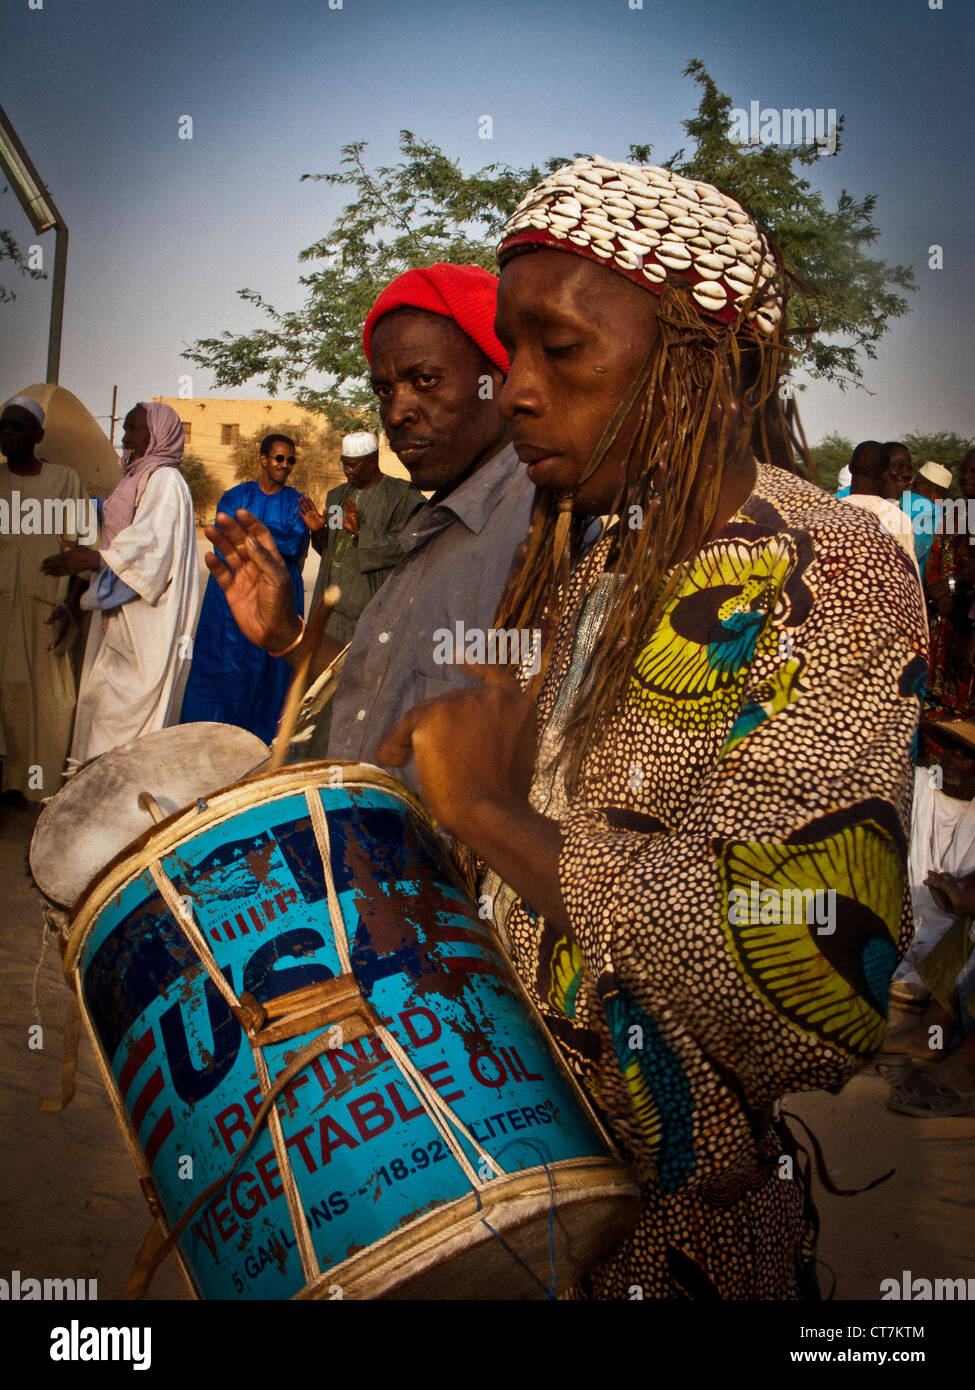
[808,433,854,494]
[184,61,916,424]
[902,431,973,472]
[1,187,46,305]
[180,451,220,521]
[229,417,347,502]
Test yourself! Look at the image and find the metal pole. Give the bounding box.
[45,220,68,384]
[109,384,118,444]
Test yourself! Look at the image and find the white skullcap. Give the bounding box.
[918,461,952,490]
[342,431,379,458]
[3,395,45,426]
[837,465,852,489]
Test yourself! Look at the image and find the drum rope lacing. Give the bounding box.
[146,858,322,1286]
[127,787,536,1297]
[304,791,505,1193]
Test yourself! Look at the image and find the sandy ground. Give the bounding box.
[3,797,973,1304]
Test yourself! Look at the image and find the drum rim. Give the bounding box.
[62,760,436,977]
[294,1157,641,1301]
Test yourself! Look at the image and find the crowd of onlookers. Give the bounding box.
[835,439,975,1118]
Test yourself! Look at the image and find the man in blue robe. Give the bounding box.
[180,434,311,742]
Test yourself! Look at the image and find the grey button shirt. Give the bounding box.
[323,443,534,796]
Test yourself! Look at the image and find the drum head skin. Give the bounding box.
[30,723,269,907]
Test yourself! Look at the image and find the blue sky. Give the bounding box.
[3,0,972,450]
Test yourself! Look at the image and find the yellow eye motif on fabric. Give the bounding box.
[717,817,902,1057]
[629,539,795,730]
[547,935,584,1019]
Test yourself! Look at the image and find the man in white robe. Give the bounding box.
[0,396,89,803]
[43,401,199,765]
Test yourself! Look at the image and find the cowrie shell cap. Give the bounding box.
[499,155,783,335]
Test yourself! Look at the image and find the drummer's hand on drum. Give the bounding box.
[376,667,568,930]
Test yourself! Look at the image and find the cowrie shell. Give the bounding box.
[583,214,617,236]
[642,262,667,283]
[692,280,728,310]
[548,213,577,230]
[578,169,605,185]
[615,250,642,270]
[635,211,669,231]
[568,231,590,246]
[656,240,693,270]
[549,227,568,240]
[589,243,613,258]
[575,190,601,208]
[528,213,549,229]
[627,192,661,211]
[670,217,702,239]
[620,228,659,250]
[591,154,620,171]
[601,179,630,193]
[695,252,727,273]
[725,262,756,289]
[659,199,689,218]
[752,311,776,334]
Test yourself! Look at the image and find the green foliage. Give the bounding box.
[1,194,46,305]
[901,431,973,472]
[808,433,854,494]
[180,451,220,520]
[229,418,347,503]
[184,62,916,422]
[645,62,915,389]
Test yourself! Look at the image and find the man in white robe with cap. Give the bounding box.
[43,401,199,765]
[0,396,89,804]
[297,430,423,647]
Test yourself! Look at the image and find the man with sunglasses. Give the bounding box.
[179,433,312,741]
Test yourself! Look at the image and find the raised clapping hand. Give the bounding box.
[342,496,359,535]
[296,495,326,533]
[205,509,305,654]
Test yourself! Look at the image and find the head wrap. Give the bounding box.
[2,395,45,427]
[342,430,379,458]
[362,263,509,373]
[498,155,783,336]
[101,401,184,547]
[918,461,952,491]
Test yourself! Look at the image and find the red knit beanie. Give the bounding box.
[362,263,509,374]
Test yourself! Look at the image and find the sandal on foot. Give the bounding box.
[889,980,931,1010]
[876,1054,914,1082]
[886,1066,975,1118]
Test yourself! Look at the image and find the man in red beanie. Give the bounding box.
[205,262,534,794]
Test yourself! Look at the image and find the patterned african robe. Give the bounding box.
[492,462,928,1299]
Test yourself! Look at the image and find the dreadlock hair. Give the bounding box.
[493,241,813,795]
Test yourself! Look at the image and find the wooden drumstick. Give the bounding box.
[267,587,340,774]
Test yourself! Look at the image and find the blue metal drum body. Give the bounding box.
[73,773,610,1299]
